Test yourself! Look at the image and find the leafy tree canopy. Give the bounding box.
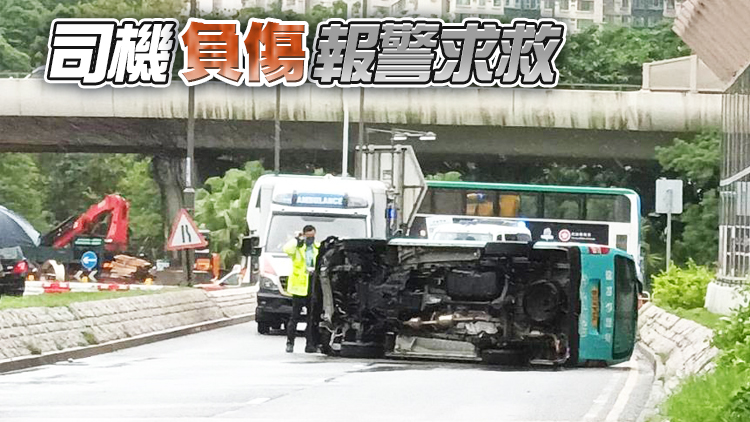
[555,21,691,85]
[655,129,721,266]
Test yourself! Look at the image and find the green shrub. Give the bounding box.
[651,260,713,309]
[724,382,750,422]
[713,299,750,369]
[195,161,267,269]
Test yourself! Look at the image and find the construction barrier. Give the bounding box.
[42,282,71,294]
[97,283,131,292]
[25,281,169,296]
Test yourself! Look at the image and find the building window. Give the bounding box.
[506,0,511,6]
[543,0,553,8]
[622,0,629,7]
[458,0,470,5]
[622,15,630,23]
[560,0,568,9]
[578,18,595,29]
[494,0,503,6]
[578,0,594,11]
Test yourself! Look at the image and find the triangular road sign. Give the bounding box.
[166,209,208,251]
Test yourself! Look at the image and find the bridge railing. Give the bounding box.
[0,71,643,91]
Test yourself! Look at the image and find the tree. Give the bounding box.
[426,171,463,181]
[0,0,51,71]
[0,153,50,229]
[531,163,633,187]
[556,21,692,85]
[195,161,267,269]
[116,157,164,258]
[655,129,721,266]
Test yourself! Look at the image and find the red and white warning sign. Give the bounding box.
[558,229,572,242]
[166,209,208,251]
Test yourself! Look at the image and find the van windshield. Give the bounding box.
[265,214,368,253]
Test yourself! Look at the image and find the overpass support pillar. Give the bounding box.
[152,154,200,262]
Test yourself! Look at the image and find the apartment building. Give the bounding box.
[186,0,682,31]
[540,0,681,31]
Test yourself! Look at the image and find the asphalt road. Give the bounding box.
[0,322,654,421]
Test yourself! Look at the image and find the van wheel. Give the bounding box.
[257,322,271,334]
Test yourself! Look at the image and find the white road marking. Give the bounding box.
[244,397,270,406]
[583,370,624,421]
[604,359,641,421]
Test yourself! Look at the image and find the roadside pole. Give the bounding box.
[342,92,349,176]
[274,85,280,174]
[666,189,672,270]
[183,0,197,286]
[357,87,364,179]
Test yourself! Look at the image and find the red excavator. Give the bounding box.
[32,194,154,283]
[42,194,130,253]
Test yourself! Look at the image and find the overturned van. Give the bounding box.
[311,237,641,366]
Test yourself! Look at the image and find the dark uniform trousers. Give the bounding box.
[286,272,320,348]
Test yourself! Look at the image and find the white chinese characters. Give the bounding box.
[46,19,178,88]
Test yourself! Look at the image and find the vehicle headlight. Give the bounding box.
[260,276,277,291]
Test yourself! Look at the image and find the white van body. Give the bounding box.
[430,222,533,243]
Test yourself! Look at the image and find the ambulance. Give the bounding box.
[243,174,389,334]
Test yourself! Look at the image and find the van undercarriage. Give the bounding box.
[313,238,582,366]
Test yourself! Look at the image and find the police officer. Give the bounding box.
[282,225,319,353]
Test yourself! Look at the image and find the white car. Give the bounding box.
[431,222,532,243]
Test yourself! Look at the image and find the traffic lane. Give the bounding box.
[0,322,653,421]
[219,356,651,422]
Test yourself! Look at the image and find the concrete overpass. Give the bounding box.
[0,79,721,162]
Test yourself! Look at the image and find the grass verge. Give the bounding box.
[659,365,749,422]
[0,290,169,310]
[661,305,725,330]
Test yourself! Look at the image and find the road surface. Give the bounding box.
[0,322,654,421]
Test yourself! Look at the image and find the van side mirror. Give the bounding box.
[241,236,261,257]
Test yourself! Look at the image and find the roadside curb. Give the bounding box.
[635,341,666,422]
[0,313,254,374]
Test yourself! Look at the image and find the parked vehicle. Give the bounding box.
[0,247,28,297]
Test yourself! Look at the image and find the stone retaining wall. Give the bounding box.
[0,288,255,361]
[636,302,720,420]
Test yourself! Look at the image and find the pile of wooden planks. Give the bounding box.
[107,255,153,282]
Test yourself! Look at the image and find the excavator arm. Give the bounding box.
[44,195,130,253]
